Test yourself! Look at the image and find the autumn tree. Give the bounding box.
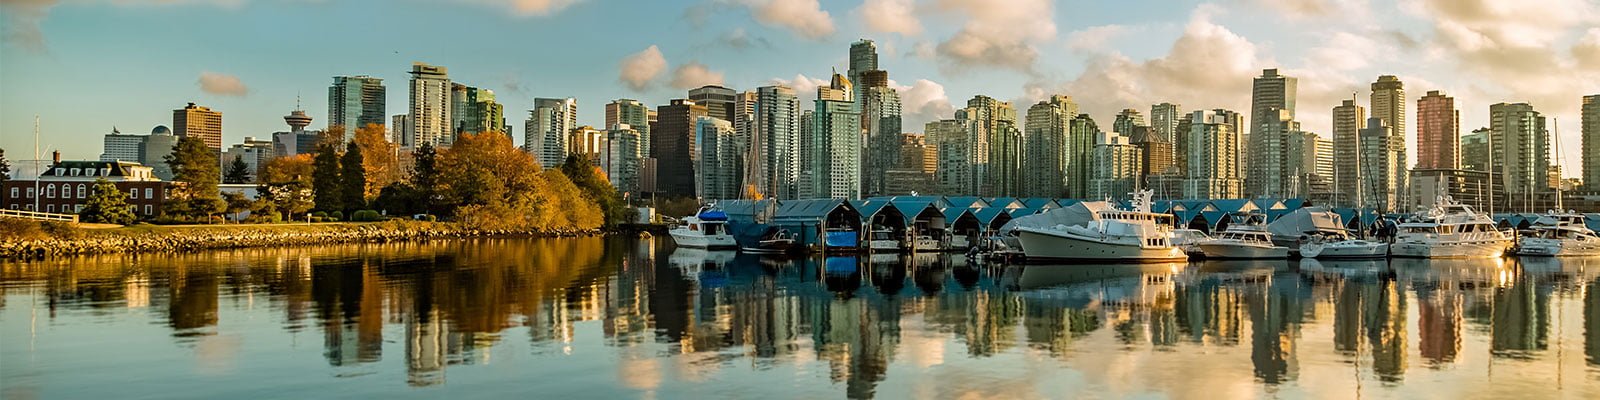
[163,135,224,220]
[259,154,314,221]
[222,191,252,222]
[340,141,366,212]
[79,178,136,225]
[312,141,343,212]
[561,155,629,227]
[440,132,602,231]
[223,155,251,184]
[353,123,399,199]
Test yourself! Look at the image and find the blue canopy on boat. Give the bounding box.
[697,210,729,221]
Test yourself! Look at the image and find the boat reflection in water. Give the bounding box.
[2,238,1598,399]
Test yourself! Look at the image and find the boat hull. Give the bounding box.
[1390,239,1509,258]
[912,238,942,252]
[1198,242,1289,259]
[669,229,738,250]
[869,240,903,252]
[1515,238,1600,257]
[1015,228,1187,262]
[1301,241,1389,259]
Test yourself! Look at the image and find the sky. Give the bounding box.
[2,0,1597,178]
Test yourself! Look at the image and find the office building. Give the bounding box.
[391,115,410,147]
[1358,117,1405,213]
[695,117,740,200]
[848,39,878,102]
[688,85,738,124]
[1332,99,1366,206]
[1090,131,1143,200]
[526,97,578,168]
[1112,108,1146,136]
[1182,109,1243,199]
[101,128,144,163]
[884,133,934,196]
[606,99,653,156]
[1371,75,1406,154]
[451,84,506,138]
[173,102,223,152]
[328,75,386,134]
[1489,102,1550,209]
[1021,95,1074,198]
[652,99,709,197]
[601,124,643,195]
[929,119,976,196]
[750,85,800,199]
[1583,95,1598,193]
[143,126,178,180]
[861,74,902,197]
[1151,102,1181,143]
[407,62,452,147]
[1066,114,1100,198]
[964,95,1019,197]
[568,125,606,162]
[1417,90,1460,170]
[221,137,273,183]
[802,74,861,199]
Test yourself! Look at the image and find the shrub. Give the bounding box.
[312,211,328,219]
[330,211,344,221]
[351,210,383,222]
[0,217,49,241]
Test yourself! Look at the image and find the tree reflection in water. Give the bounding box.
[2,240,1599,398]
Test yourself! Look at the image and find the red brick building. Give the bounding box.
[2,160,176,218]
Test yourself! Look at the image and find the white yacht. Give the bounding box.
[1390,195,1511,258]
[911,235,941,252]
[1011,190,1188,262]
[1266,207,1386,258]
[1299,234,1388,259]
[1515,211,1600,257]
[1198,213,1289,259]
[667,207,737,250]
[867,228,902,252]
[1169,229,1211,256]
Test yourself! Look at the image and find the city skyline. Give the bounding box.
[0,0,1596,179]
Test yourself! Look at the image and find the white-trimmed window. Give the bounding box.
[46,204,54,213]
[45,184,55,198]
[8,187,15,198]
[130,188,138,199]
[144,205,152,215]
[77,184,86,198]
[70,168,80,176]
[26,187,34,198]
[145,188,153,199]
[74,204,83,213]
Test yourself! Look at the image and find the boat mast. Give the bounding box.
[1553,118,1564,211]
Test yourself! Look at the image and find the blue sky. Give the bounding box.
[2,0,1596,178]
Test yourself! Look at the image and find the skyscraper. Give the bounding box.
[1489,102,1550,208]
[1090,131,1143,200]
[451,84,506,139]
[1112,108,1146,136]
[407,62,452,147]
[751,85,799,199]
[1358,117,1404,213]
[1151,103,1181,143]
[860,71,902,197]
[173,102,223,153]
[965,95,1019,197]
[1182,109,1243,199]
[1417,90,1460,170]
[601,124,643,195]
[848,39,878,102]
[1332,99,1366,206]
[1371,75,1407,155]
[526,97,578,168]
[1247,69,1299,198]
[606,99,653,156]
[391,114,410,147]
[1021,95,1074,198]
[1582,94,1598,194]
[328,75,386,134]
[928,119,976,195]
[1462,128,1490,173]
[802,73,861,199]
[143,125,178,180]
[653,99,708,197]
[688,85,738,124]
[1066,114,1100,198]
[695,116,739,201]
[101,128,144,163]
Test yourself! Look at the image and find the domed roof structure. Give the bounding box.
[152,125,172,135]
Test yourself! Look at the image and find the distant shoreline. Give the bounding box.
[0,220,614,259]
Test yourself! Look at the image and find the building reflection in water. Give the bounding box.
[3,240,1600,398]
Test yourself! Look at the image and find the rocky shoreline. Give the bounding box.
[0,221,606,259]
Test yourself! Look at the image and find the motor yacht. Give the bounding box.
[1515,211,1600,257]
[1011,190,1188,262]
[1197,213,1289,259]
[668,207,737,250]
[1390,195,1511,258]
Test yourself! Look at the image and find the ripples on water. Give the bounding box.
[1,238,1598,399]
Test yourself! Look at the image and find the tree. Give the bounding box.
[411,143,441,215]
[259,154,314,221]
[312,141,343,212]
[163,136,224,220]
[222,191,252,222]
[79,178,136,225]
[561,155,629,227]
[223,155,251,184]
[341,141,367,212]
[354,123,399,199]
[0,147,10,182]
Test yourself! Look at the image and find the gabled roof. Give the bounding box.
[941,207,976,222]
[986,197,1023,209]
[973,207,1009,224]
[885,195,953,208]
[1020,198,1060,209]
[1006,207,1042,217]
[41,160,148,178]
[852,200,894,221]
[945,196,989,209]
[891,199,943,225]
[774,198,857,221]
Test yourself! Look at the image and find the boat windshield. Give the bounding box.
[872,231,893,240]
[703,223,722,235]
[1403,226,1436,234]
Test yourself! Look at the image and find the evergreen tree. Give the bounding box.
[311,141,343,212]
[340,141,367,212]
[0,147,10,182]
[410,143,440,215]
[561,155,628,227]
[222,191,252,221]
[223,155,251,184]
[79,178,136,225]
[163,136,224,219]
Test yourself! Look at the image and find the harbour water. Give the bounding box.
[2,237,1598,399]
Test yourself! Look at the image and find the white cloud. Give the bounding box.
[1246,0,1370,20]
[857,0,921,36]
[197,71,248,96]
[618,45,667,91]
[932,0,1056,72]
[464,0,584,17]
[769,73,828,104]
[1065,24,1133,52]
[670,62,724,89]
[737,0,834,40]
[891,79,955,130]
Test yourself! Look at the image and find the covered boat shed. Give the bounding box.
[773,199,862,250]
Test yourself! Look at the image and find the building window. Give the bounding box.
[75,204,83,213]
[144,205,152,215]
[46,184,54,198]
[26,187,34,198]
[70,168,79,176]
[130,188,138,199]
[24,204,33,211]
[77,184,87,199]
[46,204,54,213]
[54,168,63,176]
[8,205,15,210]
[7,187,15,198]
[145,188,153,199]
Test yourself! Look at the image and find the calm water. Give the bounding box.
[2,238,1598,399]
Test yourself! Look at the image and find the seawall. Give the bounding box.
[1,221,604,258]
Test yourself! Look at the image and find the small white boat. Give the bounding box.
[1390,195,1511,258]
[868,228,902,252]
[1299,235,1388,259]
[1198,213,1289,259]
[668,207,737,250]
[1170,229,1211,256]
[912,235,941,252]
[1516,211,1600,257]
[741,227,796,255]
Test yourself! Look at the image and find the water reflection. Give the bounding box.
[2,240,1599,398]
